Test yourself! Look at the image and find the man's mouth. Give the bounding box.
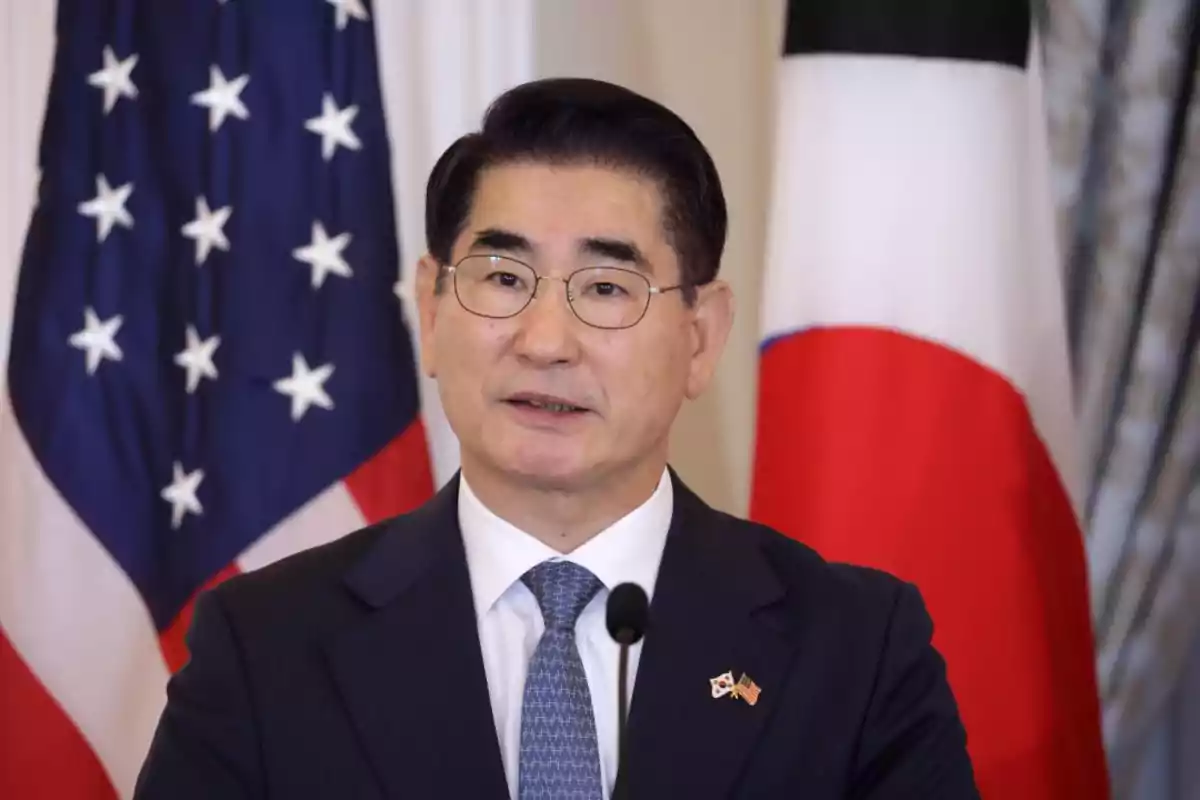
[504,393,591,414]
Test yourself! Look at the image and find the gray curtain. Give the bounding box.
[1042,0,1200,797]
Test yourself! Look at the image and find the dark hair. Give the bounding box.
[423,77,727,301]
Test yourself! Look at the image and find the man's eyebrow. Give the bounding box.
[580,237,650,271]
[467,229,651,272]
[468,228,533,255]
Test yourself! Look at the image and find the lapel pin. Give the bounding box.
[710,670,736,699]
[711,671,761,705]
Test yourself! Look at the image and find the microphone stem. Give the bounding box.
[615,640,631,800]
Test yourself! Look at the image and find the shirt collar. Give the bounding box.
[457,468,674,619]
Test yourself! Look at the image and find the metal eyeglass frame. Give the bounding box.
[442,254,686,330]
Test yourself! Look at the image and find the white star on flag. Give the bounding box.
[325,0,369,30]
[87,46,138,114]
[78,174,134,242]
[69,307,124,375]
[191,65,250,132]
[293,221,353,288]
[273,353,335,421]
[304,93,362,161]
[161,461,205,529]
[181,196,232,265]
[174,325,221,393]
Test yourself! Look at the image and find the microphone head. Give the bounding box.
[606,582,649,646]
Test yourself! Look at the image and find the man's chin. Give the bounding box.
[479,450,597,492]
[507,462,591,491]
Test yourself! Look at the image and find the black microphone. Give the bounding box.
[606,582,649,800]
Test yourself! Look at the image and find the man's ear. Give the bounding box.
[685,279,735,400]
[414,254,442,378]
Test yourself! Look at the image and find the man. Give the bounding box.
[134,77,979,799]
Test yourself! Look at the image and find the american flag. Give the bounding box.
[0,1,433,796]
[734,674,760,706]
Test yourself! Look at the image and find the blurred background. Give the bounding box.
[0,1,1196,798]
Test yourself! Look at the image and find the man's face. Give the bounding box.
[416,162,732,492]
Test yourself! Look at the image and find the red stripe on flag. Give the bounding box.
[750,327,1107,800]
[0,628,118,799]
[344,418,435,524]
[158,562,243,674]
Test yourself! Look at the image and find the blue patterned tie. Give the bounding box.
[518,560,605,800]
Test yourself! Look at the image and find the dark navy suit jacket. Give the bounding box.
[134,471,980,798]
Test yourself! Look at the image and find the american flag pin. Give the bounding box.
[731,673,761,706]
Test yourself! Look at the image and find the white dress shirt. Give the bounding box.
[457,468,674,800]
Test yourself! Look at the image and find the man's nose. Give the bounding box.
[512,277,581,364]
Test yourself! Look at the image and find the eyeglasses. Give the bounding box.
[443,254,686,330]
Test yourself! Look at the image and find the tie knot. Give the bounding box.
[521,560,603,631]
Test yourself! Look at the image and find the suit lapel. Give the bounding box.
[623,475,803,797]
[323,475,510,799]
